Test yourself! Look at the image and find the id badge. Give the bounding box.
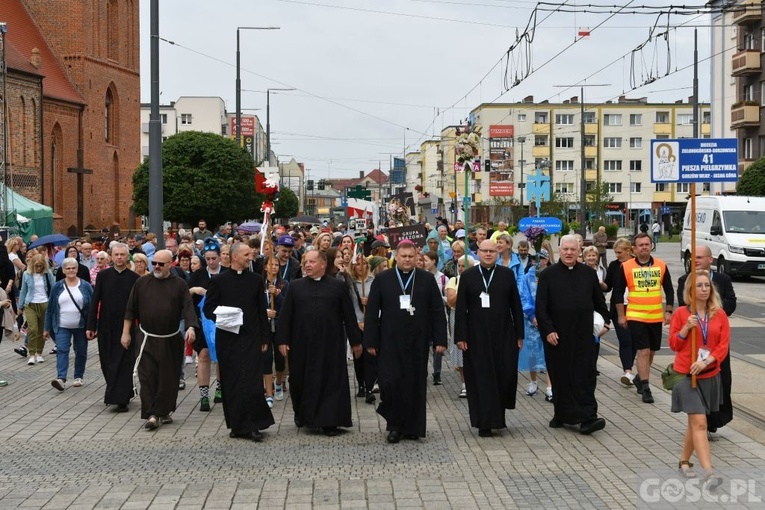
[697,348,710,362]
[400,295,411,310]
[480,292,490,308]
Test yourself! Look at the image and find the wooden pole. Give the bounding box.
[690,184,697,389]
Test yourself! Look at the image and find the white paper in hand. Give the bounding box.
[213,306,243,334]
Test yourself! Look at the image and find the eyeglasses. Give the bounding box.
[153,261,168,267]
[479,249,497,253]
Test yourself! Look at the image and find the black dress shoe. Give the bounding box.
[387,431,401,443]
[250,430,263,441]
[579,417,606,435]
[633,378,644,395]
[116,404,129,413]
[230,430,263,441]
[323,427,339,437]
[432,374,442,386]
[402,434,419,440]
[478,429,493,437]
[14,346,28,358]
[365,392,376,404]
[356,388,366,398]
[549,417,564,429]
[294,417,303,428]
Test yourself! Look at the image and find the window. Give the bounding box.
[181,114,192,125]
[603,160,622,171]
[556,137,574,148]
[760,135,765,156]
[556,114,574,125]
[608,183,622,193]
[744,27,755,49]
[702,111,711,124]
[630,137,642,148]
[631,182,642,193]
[655,183,668,192]
[555,160,575,171]
[744,137,753,159]
[583,135,596,146]
[702,183,711,192]
[535,112,548,123]
[534,135,548,146]
[655,134,670,139]
[603,114,622,126]
[677,113,693,125]
[518,113,526,122]
[555,183,573,194]
[743,84,755,102]
[584,158,595,170]
[582,112,596,124]
[604,137,622,148]
[630,114,642,126]
[656,111,669,123]
[761,27,765,50]
[160,113,168,124]
[677,183,690,194]
[630,160,642,171]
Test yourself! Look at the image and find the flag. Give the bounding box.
[578,27,591,37]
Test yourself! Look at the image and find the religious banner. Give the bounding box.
[387,224,428,248]
[489,125,514,196]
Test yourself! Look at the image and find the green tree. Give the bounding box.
[586,180,614,224]
[737,157,765,196]
[274,187,299,221]
[133,131,263,227]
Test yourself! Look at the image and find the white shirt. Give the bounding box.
[58,282,83,329]
[31,274,49,304]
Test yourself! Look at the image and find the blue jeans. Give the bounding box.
[54,327,88,381]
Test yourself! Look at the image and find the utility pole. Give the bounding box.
[148,0,163,245]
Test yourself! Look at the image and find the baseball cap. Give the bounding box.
[538,248,550,260]
[135,234,144,241]
[277,234,295,247]
[310,226,320,235]
[370,240,390,251]
[455,229,466,239]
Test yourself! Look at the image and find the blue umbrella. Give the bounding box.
[236,221,262,234]
[27,234,71,250]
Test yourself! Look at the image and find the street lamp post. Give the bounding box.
[517,136,526,214]
[236,26,279,147]
[266,88,295,166]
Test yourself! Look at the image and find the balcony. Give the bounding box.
[585,169,597,180]
[532,123,550,134]
[701,123,711,136]
[532,145,550,158]
[733,0,761,24]
[731,103,761,128]
[653,191,673,202]
[654,123,672,135]
[584,123,598,135]
[584,146,598,158]
[732,49,761,76]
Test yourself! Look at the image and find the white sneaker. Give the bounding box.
[545,387,553,402]
[36,355,44,363]
[184,355,194,365]
[51,379,65,391]
[526,381,538,396]
[620,372,636,386]
[458,384,467,398]
[274,383,284,401]
[27,356,36,366]
[73,378,83,387]
[372,383,380,394]
[266,396,274,409]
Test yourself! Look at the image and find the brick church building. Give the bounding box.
[2,0,139,234]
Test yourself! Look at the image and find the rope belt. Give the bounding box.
[132,325,181,398]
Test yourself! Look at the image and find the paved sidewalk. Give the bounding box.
[0,338,764,509]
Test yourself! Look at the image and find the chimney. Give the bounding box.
[618,95,626,103]
[676,99,683,104]
[688,96,694,103]
[359,171,364,179]
[570,96,578,104]
[523,95,534,103]
[563,100,569,104]
[30,48,41,69]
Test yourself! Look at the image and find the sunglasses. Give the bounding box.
[153,261,168,267]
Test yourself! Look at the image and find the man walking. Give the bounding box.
[204,243,274,441]
[363,240,447,443]
[536,235,611,434]
[86,243,139,412]
[454,240,524,437]
[121,250,198,430]
[612,233,674,404]
[277,250,362,436]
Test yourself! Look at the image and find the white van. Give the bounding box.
[680,195,765,276]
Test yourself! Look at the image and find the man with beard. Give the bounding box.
[277,249,362,436]
[536,235,611,435]
[121,250,197,430]
[204,243,274,441]
[86,243,139,412]
[454,240,524,437]
[363,240,447,443]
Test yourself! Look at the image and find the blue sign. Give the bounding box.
[650,138,738,183]
[661,206,670,214]
[431,207,438,214]
[518,216,562,234]
[462,197,471,207]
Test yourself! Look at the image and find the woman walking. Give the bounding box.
[18,254,55,365]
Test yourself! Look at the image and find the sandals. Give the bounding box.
[678,460,697,478]
[160,416,173,424]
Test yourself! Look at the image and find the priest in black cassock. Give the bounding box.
[363,240,447,444]
[536,235,611,435]
[454,239,524,437]
[204,242,274,441]
[277,249,363,436]
[86,243,139,412]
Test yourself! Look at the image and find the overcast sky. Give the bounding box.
[139,0,711,180]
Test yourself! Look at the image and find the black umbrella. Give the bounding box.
[289,215,321,225]
[27,234,71,250]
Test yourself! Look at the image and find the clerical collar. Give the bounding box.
[395,267,415,294]
[114,266,127,273]
[236,269,244,275]
[480,264,496,274]
[312,276,322,281]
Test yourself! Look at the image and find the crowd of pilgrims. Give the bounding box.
[0,217,732,483]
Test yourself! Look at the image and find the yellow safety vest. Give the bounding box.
[622,258,666,323]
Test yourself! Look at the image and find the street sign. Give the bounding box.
[661,206,670,214]
[650,138,739,183]
[347,185,371,200]
[431,207,438,214]
[518,216,563,234]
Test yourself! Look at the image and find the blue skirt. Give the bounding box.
[518,317,546,372]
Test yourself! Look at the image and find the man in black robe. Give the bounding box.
[86,242,139,411]
[454,239,524,437]
[121,250,198,431]
[536,235,611,435]
[204,242,274,441]
[277,249,362,436]
[363,240,447,443]
[676,245,736,432]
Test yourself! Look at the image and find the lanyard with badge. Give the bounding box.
[281,259,290,280]
[480,266,495,308]
[696,311,710,362]
[396,268,416,316]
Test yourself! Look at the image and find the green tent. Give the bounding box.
[2,186,53,242]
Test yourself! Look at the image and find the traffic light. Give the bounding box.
[318,180,325,190]
[484,159,490,172]
[307,180,314,191]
